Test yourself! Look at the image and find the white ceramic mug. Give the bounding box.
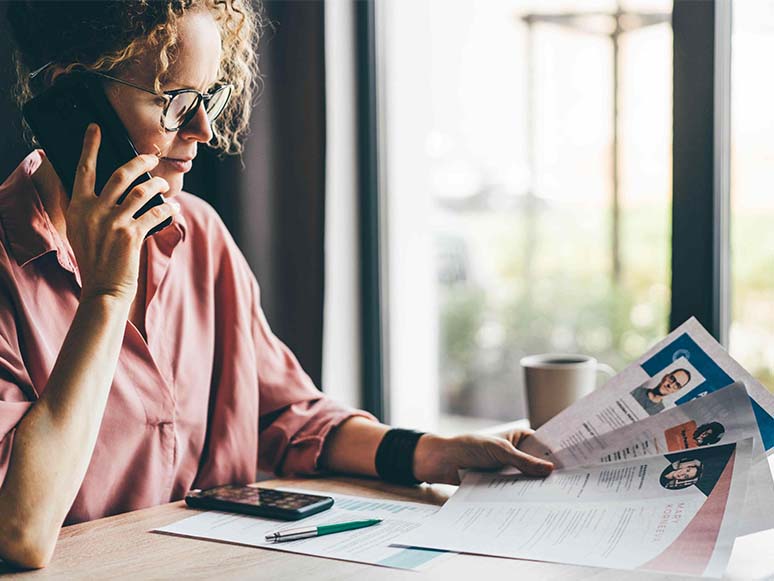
[521,353,615,429]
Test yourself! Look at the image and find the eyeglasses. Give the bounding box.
[30,62,233,132]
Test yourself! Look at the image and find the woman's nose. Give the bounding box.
[180,101,213,143]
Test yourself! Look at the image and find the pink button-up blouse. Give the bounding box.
[0,150,375,524]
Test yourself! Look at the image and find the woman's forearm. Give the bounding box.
[320,417,553,486]
[319,417,390,477]
[319,418,447,483]
[0,294,132,569]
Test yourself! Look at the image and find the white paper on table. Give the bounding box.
[520,318,774,533]
[153,489,453,571]
[395,439,752,578]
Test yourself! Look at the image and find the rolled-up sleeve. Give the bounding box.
[252,278,377,476]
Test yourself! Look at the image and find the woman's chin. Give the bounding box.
[152,171,184,197]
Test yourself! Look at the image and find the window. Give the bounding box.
[377,0,673,432]
[730,0,774,393]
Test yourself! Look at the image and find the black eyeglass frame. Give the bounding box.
[29,62,233,132]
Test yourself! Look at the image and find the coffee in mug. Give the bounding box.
[521,353,615,429]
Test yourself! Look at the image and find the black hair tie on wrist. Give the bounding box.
[375,428,426,485]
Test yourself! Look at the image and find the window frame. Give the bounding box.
[358,0,733,420]
[670,0,731,344]
[356,0,388,420]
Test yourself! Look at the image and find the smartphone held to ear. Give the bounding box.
[22,70,172,237]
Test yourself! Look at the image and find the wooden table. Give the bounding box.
[1,476,772,580]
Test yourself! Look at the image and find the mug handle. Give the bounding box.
[596,363,616,387]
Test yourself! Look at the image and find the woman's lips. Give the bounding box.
[160,157,193,173]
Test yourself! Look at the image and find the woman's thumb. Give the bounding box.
[497,441,553,476]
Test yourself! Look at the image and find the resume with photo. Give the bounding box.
[545,382,756,468]
[395,440,752,578]
[519,318,774,534]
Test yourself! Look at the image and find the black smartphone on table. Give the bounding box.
[21,70,172,237]
[185,485,334,521]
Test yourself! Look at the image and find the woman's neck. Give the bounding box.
[30,156,70,241]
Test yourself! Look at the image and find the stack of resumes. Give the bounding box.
[393,318,774,578]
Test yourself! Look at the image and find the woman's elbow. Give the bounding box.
[0,526,56,570]
[4,545,52,570]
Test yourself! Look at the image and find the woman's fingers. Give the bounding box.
[414,433,554,485]
[72,123,101,200]
[492,440,553,476]
[71,123,161,211]
[99,154,161,207]
[498,428,535,447]
[64,128,177,302]
[132,200,179,234]
[114,177,170,220]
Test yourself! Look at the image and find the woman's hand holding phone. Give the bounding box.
[67,123,180,305]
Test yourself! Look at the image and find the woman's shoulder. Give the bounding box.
[174,191,253,278]
[174,191,235,245]
[174,191,224,228]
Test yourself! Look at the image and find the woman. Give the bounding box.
[659,459,703,491]
[692,422,725,447]
[0,1,551,569]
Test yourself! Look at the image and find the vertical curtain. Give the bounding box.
[0,0,327,388]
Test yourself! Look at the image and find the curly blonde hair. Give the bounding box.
[7,0,264,157]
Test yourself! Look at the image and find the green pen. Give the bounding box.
[265,518,382,543]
